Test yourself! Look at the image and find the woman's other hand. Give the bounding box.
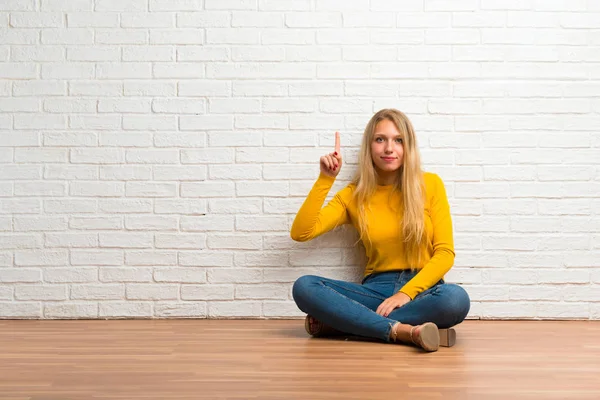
[376,291,411,317]
[319,131,343,178]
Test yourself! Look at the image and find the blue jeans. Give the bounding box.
[292,270,470,342]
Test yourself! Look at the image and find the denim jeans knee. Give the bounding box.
[292,275,317,309]
[443,283,471,323]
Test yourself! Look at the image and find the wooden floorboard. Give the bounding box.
[1,320,599,399]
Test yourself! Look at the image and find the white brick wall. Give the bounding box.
[0,1,599,320]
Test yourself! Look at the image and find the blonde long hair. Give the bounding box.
[351,109,426,269]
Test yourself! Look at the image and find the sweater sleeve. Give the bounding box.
[399,174,455,299]
[290,172,351,242]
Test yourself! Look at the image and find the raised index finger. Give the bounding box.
[334,131,340,154]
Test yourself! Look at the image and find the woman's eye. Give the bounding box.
[375,137,383,142]
[396,138,403,143]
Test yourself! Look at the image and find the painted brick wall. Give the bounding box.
[1,0,599,319]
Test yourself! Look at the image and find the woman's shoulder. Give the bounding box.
[335,181,356,198]
[423,171,443,185]
[422,171,446,196]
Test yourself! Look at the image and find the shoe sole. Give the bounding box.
[304,315,312,335]
[418,322,440,352]
[304,315,320,336]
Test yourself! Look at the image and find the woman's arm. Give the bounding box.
[290,172,350,242]
[399,173,455,299]
[291,131,350,242]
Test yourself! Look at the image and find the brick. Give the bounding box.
[98,98,152,113]
[150,0,202,11]
[154,268,206,283]
[97,62,152,79]
[69,81,121,96]
[155,233,206,249]
[180,215,235,232]
[16,285,67,300]
[237,181,289,197]
[44,303,98,318]
[123,115,177,131]
[71,284,124,300]
[208,132,261,146]
[121,12,175,28]
[10,12,63,27]
[182,115,236,131]
[71,250,123,266]
[286,12,340,28]
[99,302,152,318]
[99,232,153,248]
[178,12,229,28]
[70,148,125,164]
[155,303,206,318]
[0,29,38,44]
[125,81,176,96]
[42,29,93,44]
[236,216,288,232]
[286,46,340,61]
[125,251,177,265]
[100,267,152,282]
[0,268,41,283]
[154,132,206,147]
[44,268,98,283]
[153,166,207,181]
[237,147,288,162]
[42,0,92,11]
[235,284,288,300]
[95,0,146,11]
[179,251,233,267]
[181,285,233,300]
[44,131,97,146]
[233,81,285,96]
[96,29,147,44]
[234,251,288,267]
[154,199,207,215]
[15,249,68,266]
[205,0,257,10]
[152,98,205,114]
[126,284,178,300]
[150,29,203,45]
[208,301,262,317]
[153,62,205,78]
[67,46,120,61]
[69,217,123,230]
[0,0,35,11]
[178,46,229,61]
[0,165,40,180]
[208,268,262,284]
[45,233,98,248]
[206,234,262,250]
[70,182,125,197]
[67,12,119,27]
[208,198,261,214]
[125,149,179,164]
[99,133,153,147]
[209,165,262,180]
[0,302,41,317]
[125,182,177,197]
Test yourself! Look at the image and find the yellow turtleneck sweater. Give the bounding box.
[290,172,455,299]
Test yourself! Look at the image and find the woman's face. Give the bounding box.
[370,119,404,176]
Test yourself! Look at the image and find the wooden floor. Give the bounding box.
[1,320,599,400]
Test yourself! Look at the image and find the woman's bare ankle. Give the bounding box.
[389,322,414,343]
